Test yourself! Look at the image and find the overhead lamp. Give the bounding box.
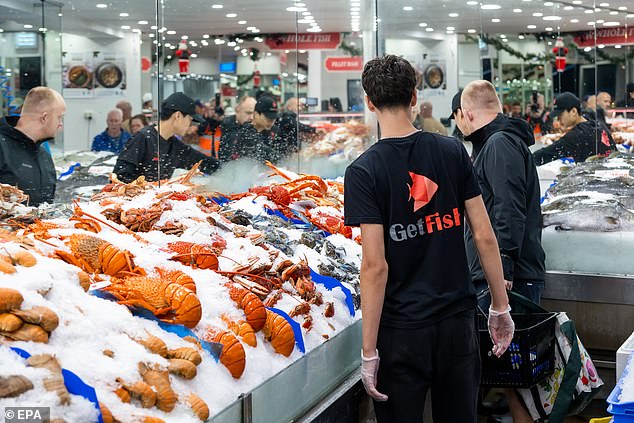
[138,20,148,25]
[467,28,477,33]
[234,46,240,51]
[287,6,308,12]
[491,18,500,22]
[96,3,107,8]
[543,16,562,21]
[351,7,360,11]
[467,1,478,5]
[533,12,543,17]
[513,9,522,13]
[615,44,622,48]
[570,18,579,23]
[252,29,261,33]
[609,11,619,15]
[584,9,593,14]
[119,12,128,17]
[254,37,263,42]
[545,27,553,31]
[481,4,502,10]
[191,53,198,58]
[419,22,428,27]
[518,34,525,39]
[121,25,131,29]
[544,1,553,5]
[584,46,592,52]
[167,30,176,34]
[295,2,306,6]
[598,44,605,48]
[449,12,459,17]
[181,35,189,39]
[227,41,236,46]
[148,33,155,37]
[307,27,322,32]
[425,27,434,32]
[24,24,33,29]
[150,25,157,29]
[599,2,609,6]
[500,34,506,38]
[587,21,595,25]
[38,27,47,32]
[628,13,634,18]
[447,26,455,30]
[212,4,223,8]
[619,6,627,10]
[214,38,225,44]
[403,6,413,11]
[246,26,255,30]
[572,0,582,3]
[527,24,537,29]
[603,21,620,26]
[596,19,605,23]
[202,34,209,38]
[238,20,247,24]
[298,19,313,23]
[226,13,237,18]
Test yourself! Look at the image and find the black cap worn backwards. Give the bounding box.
[447,89,463,120]
[551,92,581,118]
[162,92,205,123]
[255,96,279,120]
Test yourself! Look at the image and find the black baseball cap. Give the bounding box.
[255,96,279,120]
[551,92,581,118]
[162,92,205,123]
[447,89,463,120]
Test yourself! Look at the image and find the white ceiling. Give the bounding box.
[1,0,633,54]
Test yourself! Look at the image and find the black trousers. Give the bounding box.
[373,309,481,423]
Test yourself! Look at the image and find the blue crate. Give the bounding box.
[607,355,634,422]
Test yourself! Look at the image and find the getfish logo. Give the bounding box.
[388,171,461,242]
[407,171,438,212]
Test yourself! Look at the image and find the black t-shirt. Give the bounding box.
[344,131,481,328]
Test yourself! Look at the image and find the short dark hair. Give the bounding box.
[362,55,416,110]
[160,108,179,121]
[130,113,149,126]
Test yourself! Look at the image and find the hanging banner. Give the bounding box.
[325,56,363,72]
[265,33,342,50]
[573,26,634,47]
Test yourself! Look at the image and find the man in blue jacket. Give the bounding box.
[91,108,131,154]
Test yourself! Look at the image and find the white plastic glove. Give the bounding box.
[361,349,388,402]
[488,305,515,357]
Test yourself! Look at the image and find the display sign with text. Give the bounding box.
[325,56,363,72]
[573,26,634,47]
[265,33,342,50]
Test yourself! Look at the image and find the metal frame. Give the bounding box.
[544,271,634,306]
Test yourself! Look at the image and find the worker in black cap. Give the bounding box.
[231,96,283,163]
[447,89,466,142]
[113,92,220,182]
[616,83,634,119]
[533,92,615,166]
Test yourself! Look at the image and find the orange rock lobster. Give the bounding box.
[105,274,202,328]
[55,234,144,277]
[203,327,246,379]
[167,242,219,270]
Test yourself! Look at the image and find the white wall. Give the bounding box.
[385,35,459,120]
[61,32,141,151]
[458,42,481,89]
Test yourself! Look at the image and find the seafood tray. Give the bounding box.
[0,162,361,422]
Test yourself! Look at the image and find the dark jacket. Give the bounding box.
[533,119,615,166]
[113,125,219,183]
[0,118,56,206]
[217,115,243,162]
[229,123,276,163]
[464,113,545,282]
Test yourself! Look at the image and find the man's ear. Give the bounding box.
[410,90,417,107]
[466,110,475,122]
[365,95,376,112]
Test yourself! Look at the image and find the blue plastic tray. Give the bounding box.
[608,355,634,421]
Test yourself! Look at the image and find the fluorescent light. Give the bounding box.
[468,28,477,33]
[167,30,176,34]
[214,38,225,44]
[609,10,619,15]
[467,0,478,4]
[227,41,236,46]
[190,53,198,58]
[403,6,413,11]
[587,21,595,25]
[202,34,209,38]
[418,22,428,27]
[96,3,107,8]
[23,24,33,29]
[425,27,434,32]
[527,24,537,29]
[181,35,189,39]
[619,6,628,10]
[533,12,543,17]
[446,26,455,30]
[138,20,148,25]
[573,0,582,3]
[585,9,593,13]
[598,44,605,48]
[599,2,609,6]
[481,4,502,10]
[519,35,525,39]
[584,46,592,52]
[570,18,579,23]
[287,6,308,12]
[238,20,247,24]
[121,25,131,30]
[119,12,128,17]
[513,9,522,13]
[544,1,553,5]
[212,4,223,8]
[226,13,237,18]
[150,25,157,29]
[449,12,459,17]
[603,21,620,26]
[615,44,622,48]
[351,7,360,11]
[597,19,605,23]
[491,18,501,22]
[543,16,562,21]
[307,27,322,32]
[545,27,553,31]
[499,34,506,38]
[564,6,574,10]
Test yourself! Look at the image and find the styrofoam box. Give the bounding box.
[617,330,634,381]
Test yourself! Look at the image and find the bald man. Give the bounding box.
[91,108,132,154]
[455,81,545,423]
[0,87,64,205]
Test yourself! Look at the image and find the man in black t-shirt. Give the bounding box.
[344,55,514,423]
[533,92,615,166]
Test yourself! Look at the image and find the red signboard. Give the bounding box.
[574,26,634,47]
[265,33,342,50]
[325,56,363,72]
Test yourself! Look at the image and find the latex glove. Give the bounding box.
[504,279,513,291]
[488,305,515,357]
[361,349,388,402]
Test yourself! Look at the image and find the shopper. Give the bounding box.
[533,92,615,166]
[616,83,634,118]
[0,86,64,205]
[525,93,553,137]
[230,96,280,162]
[129,114,149,135]
[414,101,448,135]
[274,97,316,154]
[91,109,132,154]
[113,92,220,182]
[217,96,256,161]
[344,55,514,423]
[116,100,133,133]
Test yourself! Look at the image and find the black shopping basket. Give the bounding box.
[477,290,557,388]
